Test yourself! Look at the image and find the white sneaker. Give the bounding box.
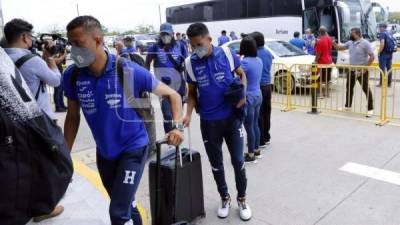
[217,196,231,219]
[366,110,374,118]
[238,199,252,221]
[338,107,352,112]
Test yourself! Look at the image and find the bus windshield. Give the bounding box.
[337,0,376,42]
[266,41,306,57]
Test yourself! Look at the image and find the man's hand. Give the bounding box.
[236,97,246,108]
[166,129,184,146]
[183,114,192,128]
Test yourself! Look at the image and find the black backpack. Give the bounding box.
[0,64,73,225]
[384,32,398,54]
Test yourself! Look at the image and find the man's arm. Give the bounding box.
[379,39,385,55]
[145,53,154,70]
[183,83,197,128]
[153,82,184,146]
[31,56,61,87]
[314,52,321,64]
[367,52,375,66]
[145,45,156,70]
[332,41,348,51]
[64,99,80,152]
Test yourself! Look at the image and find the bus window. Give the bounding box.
[303,8,319,35]
[247,0,273,17]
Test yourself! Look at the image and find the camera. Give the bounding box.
[34,33,68,56]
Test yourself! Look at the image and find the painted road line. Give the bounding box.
[73,159,149,225]
[340,162,400,185]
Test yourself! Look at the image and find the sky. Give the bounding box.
[2,0,400,33]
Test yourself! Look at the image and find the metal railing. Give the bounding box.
[271,62,393,125]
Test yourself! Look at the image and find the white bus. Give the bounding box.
[165,0,387,64]
[165,0,304,43]
[302,0,388,64]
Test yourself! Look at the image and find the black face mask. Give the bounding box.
[350,35,356,41]
[28,39,37,53]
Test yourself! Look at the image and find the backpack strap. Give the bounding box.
[15,53,37,69]
[221,46,235,72]
[185,56,196,82]
[15,53,45,100]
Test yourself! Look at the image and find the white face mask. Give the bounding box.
[193,45,209,59]
[161,35,172,45]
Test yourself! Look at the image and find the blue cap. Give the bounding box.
[379,22,388,28]
[160,23,174,34]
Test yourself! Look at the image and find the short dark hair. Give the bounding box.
[351,27,361,37]
[66,15,102,34]
[187,23,209,38]
[250,31,265,47]
[240,36,258,57]
[123,36,133,42]
[294,31,300,38]
[4,18,33,44]
[222,30,227,35]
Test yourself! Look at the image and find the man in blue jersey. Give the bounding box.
[218,30,230,46]
[289,31,305,50]
[146,23,188,134]
[183,23,252,221]
[63,16,184,225]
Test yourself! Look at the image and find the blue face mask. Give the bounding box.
[71,46,95,68]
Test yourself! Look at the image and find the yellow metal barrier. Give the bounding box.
[384,67,400,124]
[273,63,387,124]
[271,63,291,110]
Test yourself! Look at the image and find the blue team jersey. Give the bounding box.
[147,42,188,68]
[63,53,160,159]
[289,38,305,50]
[186,46,241,121]
[218,35,230,46]
[241,56,263,97]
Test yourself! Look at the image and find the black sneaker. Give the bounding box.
[55,108,67,113]
[244,153,257,163]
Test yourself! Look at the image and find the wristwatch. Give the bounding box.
[173,123,184,132]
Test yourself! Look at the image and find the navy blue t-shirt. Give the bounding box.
[186,46,241,121]
[63,53,160,159]
[257,47,274,85]
[380,31,394,56]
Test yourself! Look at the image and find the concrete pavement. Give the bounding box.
[37,101,400,225]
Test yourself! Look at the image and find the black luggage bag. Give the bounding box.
[149,138,205,225]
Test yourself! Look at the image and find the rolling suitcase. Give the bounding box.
[149,130,205,225]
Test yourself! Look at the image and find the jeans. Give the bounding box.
[244,95,262,153]
[259,85,272,145]
[53,85,66,109]
[345,71,374,111]
[96,146,148,225]
[379,54,393,86]
[200,116,247,198]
